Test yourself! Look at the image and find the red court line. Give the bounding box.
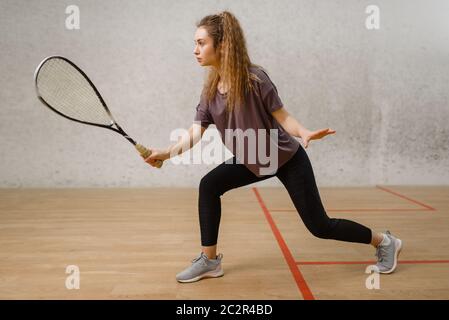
[296,260,449,265]
[269,185,436,213]
[376,185,436,211]
[252,187,314,300]
[271,208,431,212]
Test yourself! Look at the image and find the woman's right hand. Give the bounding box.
[135,144,169,168]
[137,124,202,168]
[142,147,170,167]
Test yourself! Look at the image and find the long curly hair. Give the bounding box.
[196,11,263,115]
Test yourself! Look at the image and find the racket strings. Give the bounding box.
[36,57,113,126]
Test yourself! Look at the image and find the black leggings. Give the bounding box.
[198,145,372,246]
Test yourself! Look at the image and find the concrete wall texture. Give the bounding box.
[1,0,448,187]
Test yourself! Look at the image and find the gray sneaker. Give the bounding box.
[374,231,403,274]
[176,252,224,283]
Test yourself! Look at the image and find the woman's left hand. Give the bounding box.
[300,128,336,148]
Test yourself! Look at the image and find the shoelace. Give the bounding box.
[375,245,388,263]
[191,253,208,266]
[191,253,223,267]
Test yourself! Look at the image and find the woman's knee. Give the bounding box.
[199,174,226,197]
[200,174,214,192]
[308,225,329,239]
[308,218,339,240]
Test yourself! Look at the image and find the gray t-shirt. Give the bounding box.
[194,66,300,177]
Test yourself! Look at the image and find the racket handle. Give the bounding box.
[135,144,163,168]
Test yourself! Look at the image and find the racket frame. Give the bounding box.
[34,55,137,145]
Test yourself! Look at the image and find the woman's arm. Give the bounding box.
[271,107,336,148]
[271,107,308,138]
[142,123,207,167]
[167,123,206,158]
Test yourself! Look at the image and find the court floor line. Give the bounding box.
[271,208,432,212]
[296,260,449,265]
[252,187,314,300]
[253,186,445,299]
[375,185,436,211]
[269,185,436,213]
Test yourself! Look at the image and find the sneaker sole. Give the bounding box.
[176,266,224,283]
[379,238,402,274]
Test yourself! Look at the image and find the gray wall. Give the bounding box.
[1,0,448,187]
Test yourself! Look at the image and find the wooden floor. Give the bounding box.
[0,186,448,300]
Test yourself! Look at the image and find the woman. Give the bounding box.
[142,11,402,283]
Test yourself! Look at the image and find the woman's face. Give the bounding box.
[193,27,220,67]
